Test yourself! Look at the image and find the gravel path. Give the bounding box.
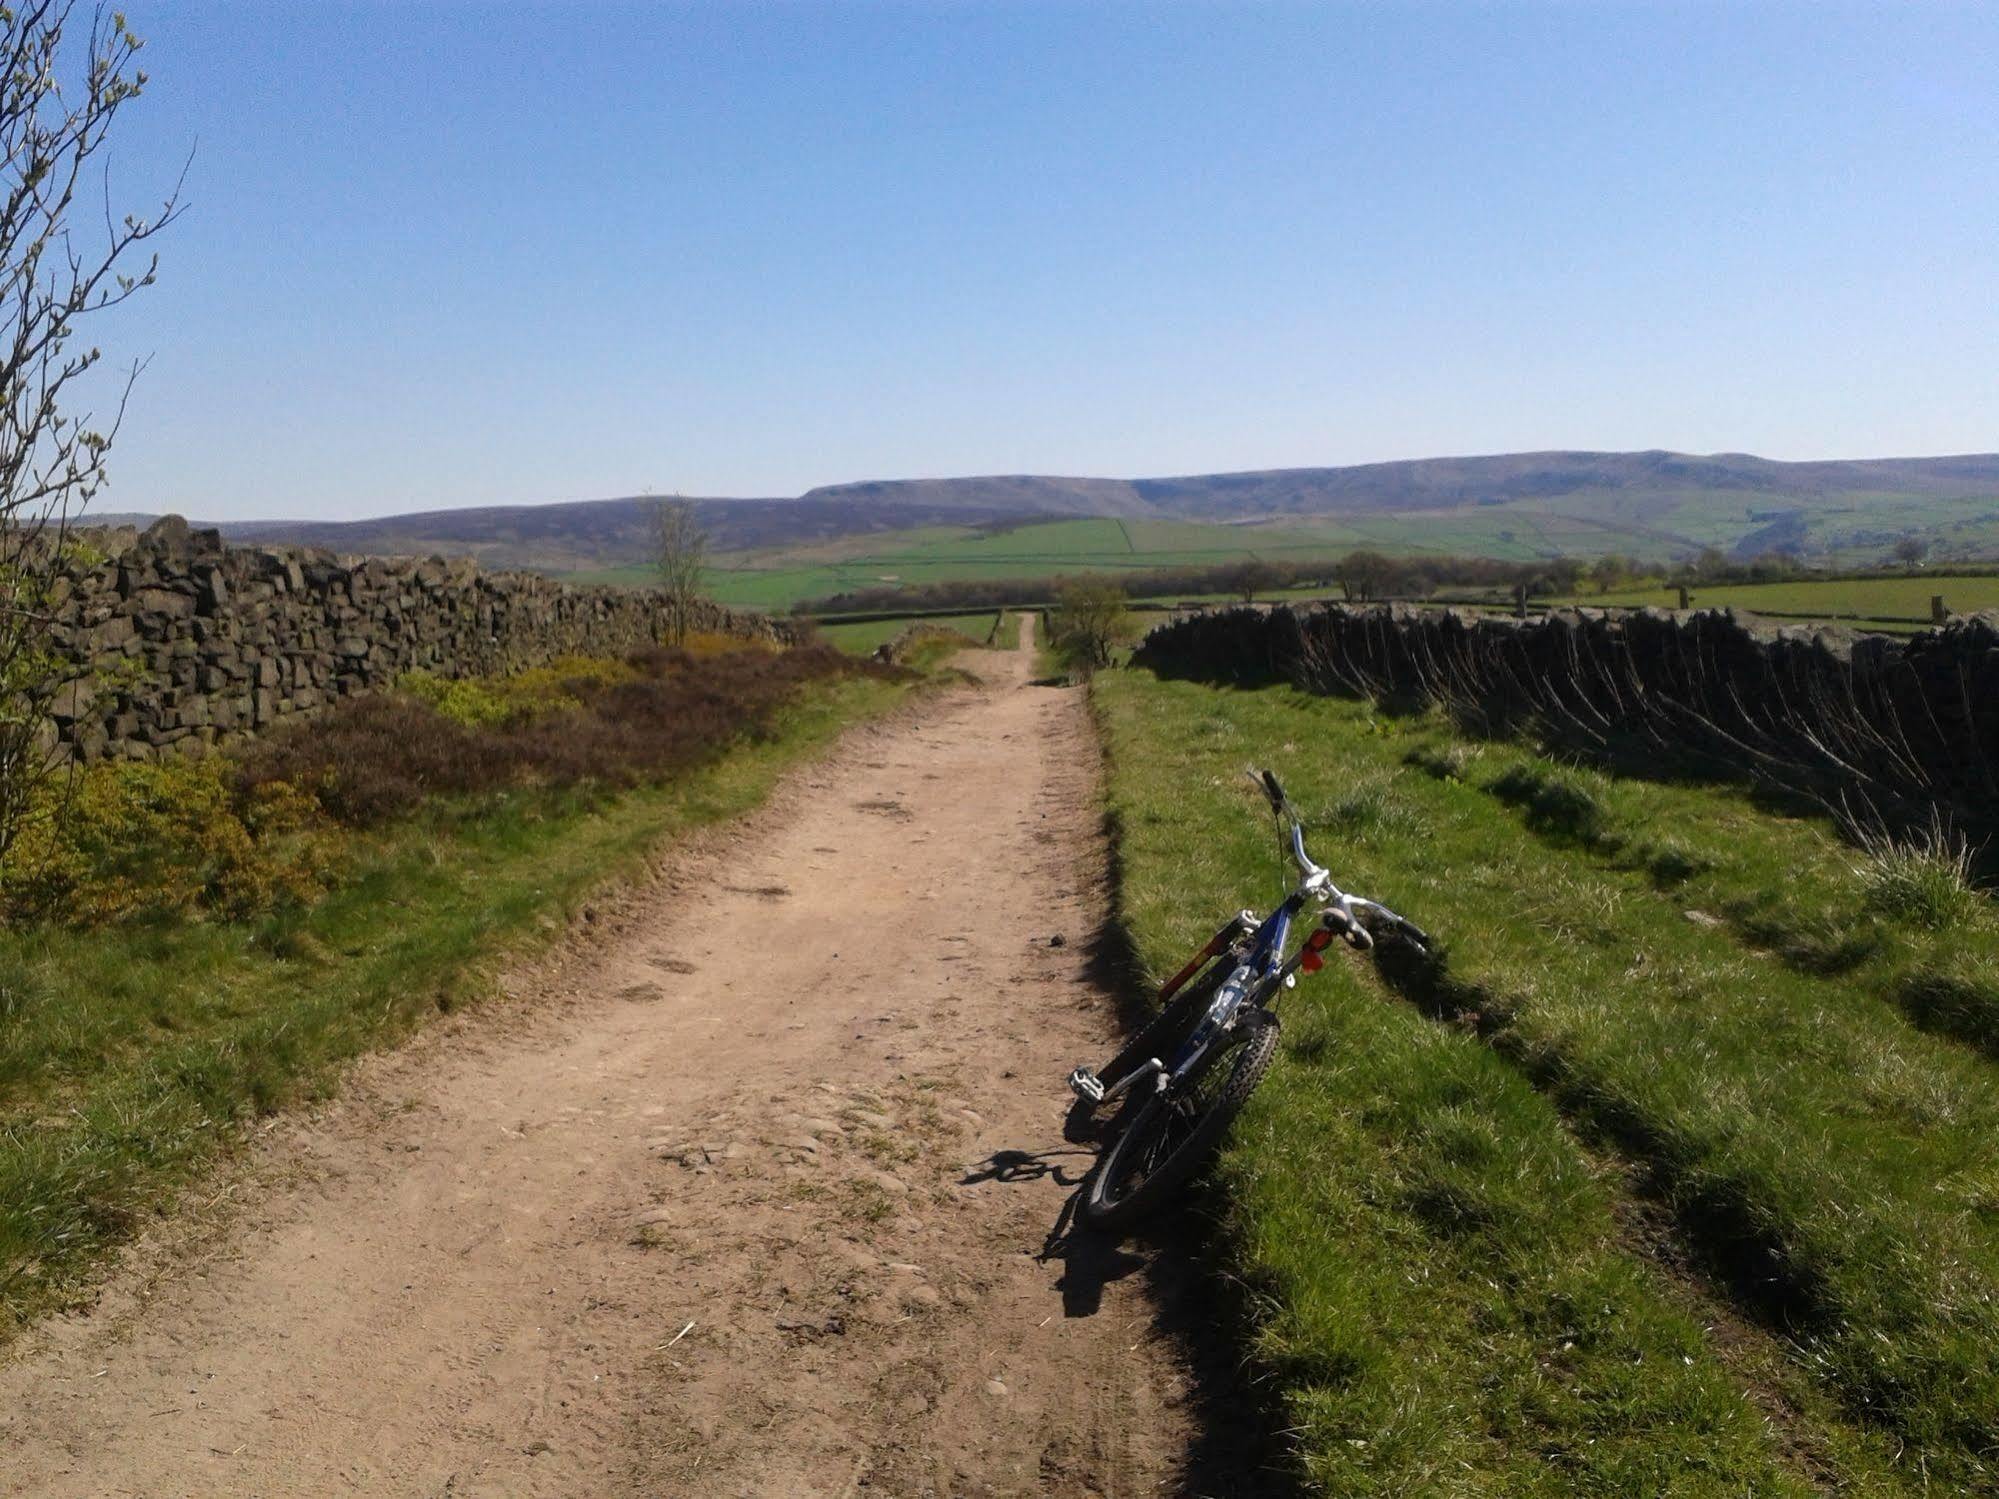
[0,620,1198,1497]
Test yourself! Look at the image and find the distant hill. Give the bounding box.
[101,449,1999,576]
[797,474,1152,518]
[806,451,1999,522]
[204,494,1049,572]
[1133,450,1999,518]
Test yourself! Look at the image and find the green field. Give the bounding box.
[568,516,1418,610]
[680,518,1351,610]
[1094,664,1999,1492]
[559,502,1999,618]
[815,611,1005,656]
[1553,571,1999,623]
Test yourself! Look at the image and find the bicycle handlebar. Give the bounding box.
[1248,764,1430,952]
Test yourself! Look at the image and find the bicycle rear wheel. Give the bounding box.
[1079,1010,1280,1231]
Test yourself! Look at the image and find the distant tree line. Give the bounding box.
[794,546,1874,617]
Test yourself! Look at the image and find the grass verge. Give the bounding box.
[0,671,912,1333]
[1092,667,1945,1494]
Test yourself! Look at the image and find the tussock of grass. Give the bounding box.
[1630,836,1713,888]
[1403,741,1481,782]
[1486,764,1615,847]
[1853,818,1982,931]
[1094,668,1996,1492]
[1316,775,1428,842]
[1893,961,1999,1059]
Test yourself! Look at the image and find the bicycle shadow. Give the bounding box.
[960,1126,1307,1498]
[958,1145,1151,1319]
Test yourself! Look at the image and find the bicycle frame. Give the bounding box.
[1164,897,1300,1081]
[1076,767,1429,1110]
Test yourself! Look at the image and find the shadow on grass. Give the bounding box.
[1367,935,1834,1340]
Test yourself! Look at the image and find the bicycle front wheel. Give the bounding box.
[1079,1010,1280,1231]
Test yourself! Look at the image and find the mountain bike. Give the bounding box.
[1066,768,1430,1229]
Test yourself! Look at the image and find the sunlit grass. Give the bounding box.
[1092,668,1999,1492]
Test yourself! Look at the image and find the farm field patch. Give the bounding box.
[1093,664,1999,1492]
[815,611,1003,656]
[1553,572,1999,622]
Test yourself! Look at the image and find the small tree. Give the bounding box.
[1224,558,1280,602]
[650,498,708,645]
[1893,536,1929,568]
[1049,579,1131,672]
[0,4,182,869]
[1588,555,1628,594]
[1334,549,1395,603]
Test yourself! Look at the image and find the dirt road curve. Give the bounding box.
[0,622,1207,1498]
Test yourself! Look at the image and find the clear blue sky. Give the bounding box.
[91,1,1999,521]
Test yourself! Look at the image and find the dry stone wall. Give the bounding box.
[1133,601,1999,826]
[46,516,804,762]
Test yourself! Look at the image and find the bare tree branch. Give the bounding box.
[650,498,708,647]
[0,3,179,871]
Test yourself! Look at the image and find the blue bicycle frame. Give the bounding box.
[1163,892,1304,1082]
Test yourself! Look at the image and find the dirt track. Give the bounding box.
[0,623,1206,1498]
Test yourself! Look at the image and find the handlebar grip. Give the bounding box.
[1261,769,1286,808]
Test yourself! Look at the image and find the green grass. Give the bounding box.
[0,673,912,1332]
[817,611,1003,656]
[1551,572,1999,623]
[1090,666,1999,1492]
[630,518,1349,610]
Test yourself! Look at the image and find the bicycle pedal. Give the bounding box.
[1067,1066,1105,1104]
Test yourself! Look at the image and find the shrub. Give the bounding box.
[5,642,892,926]
[1049,581,1133,672]
[395,655,640,728]
[244,643,894,827]
[4,758,340,924]
[238,694,514,825]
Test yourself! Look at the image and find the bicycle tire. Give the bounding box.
[1079,1010,1281,1231]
